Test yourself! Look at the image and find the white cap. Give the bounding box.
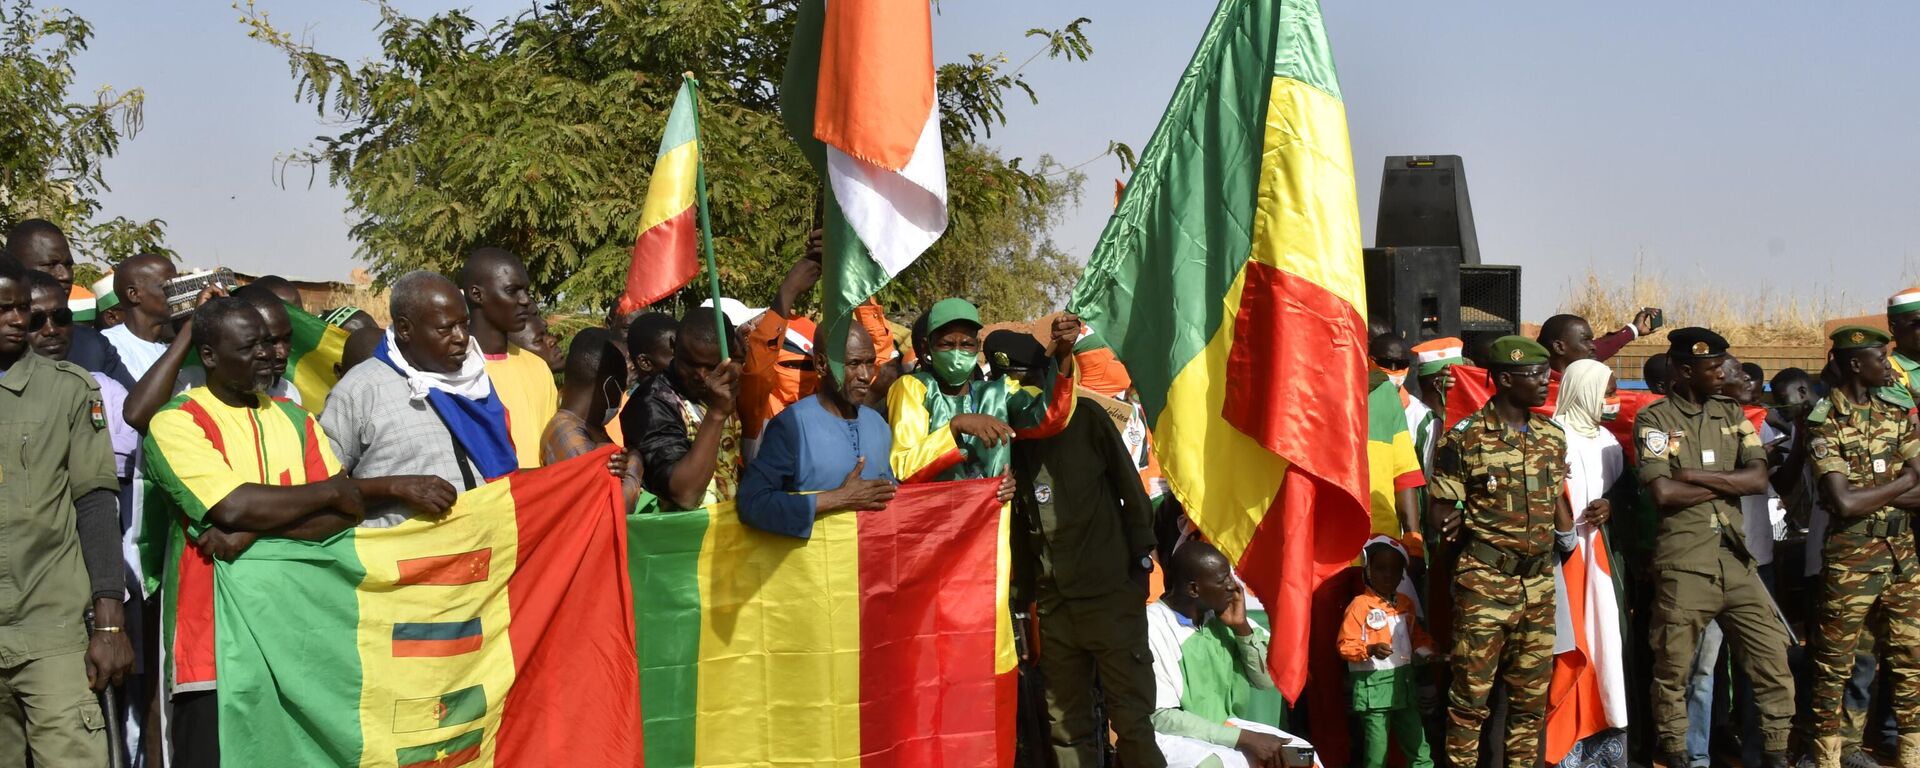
[698,297,763,328]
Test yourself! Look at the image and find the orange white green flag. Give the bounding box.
[781,0,946,379]
[1068,0,1371,701]
[617,77,703,314]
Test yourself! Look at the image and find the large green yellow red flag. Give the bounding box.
[1068,0,1370,701]
[780,0,947,379]
[617,77,703,314]
[629,478,1015,767]
[209,448,640,765]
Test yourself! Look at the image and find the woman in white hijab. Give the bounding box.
[1546,359,1630,768]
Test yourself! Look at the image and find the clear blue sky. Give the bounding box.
[68,1,1920,320]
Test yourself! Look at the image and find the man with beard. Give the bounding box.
[736,322,895,538]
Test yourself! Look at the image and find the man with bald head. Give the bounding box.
[458,247,557,468]
[122,283,302,432]
[102,252,180,381]
[4,219,134,388]
[320,271,492,528]
[737,322,895,538]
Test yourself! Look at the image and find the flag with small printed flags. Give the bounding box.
[208,448,640,765]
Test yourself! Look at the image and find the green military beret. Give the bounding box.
[1488,335,1549,367]
[1829,324,1892,351]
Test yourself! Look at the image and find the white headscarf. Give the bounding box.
[383,329,495,402]
[1554,358,1612,439]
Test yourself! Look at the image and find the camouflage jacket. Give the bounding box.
[1808,390,1920,573]
[1635,394,1766,572]
[1429,400,1568,560]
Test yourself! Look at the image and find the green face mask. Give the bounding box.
[930,349,977,387]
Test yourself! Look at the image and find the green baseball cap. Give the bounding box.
[1829,324,1892,351]
[1488,335,1549,367]
[926,298,982,334]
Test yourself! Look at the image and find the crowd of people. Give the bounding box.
[5,212,1920,768]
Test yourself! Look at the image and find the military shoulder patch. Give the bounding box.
[1810,436,1831,461]
[89,398,106,430]
[1642,430,1669,458]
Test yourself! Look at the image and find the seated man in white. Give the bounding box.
[1148,540,1319,768]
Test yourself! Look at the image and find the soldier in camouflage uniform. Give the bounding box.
[1637,327,1794,768]
[1428,336,1591,768]
[1806,325,1920,768]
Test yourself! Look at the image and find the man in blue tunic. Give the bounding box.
[736,321,896,538]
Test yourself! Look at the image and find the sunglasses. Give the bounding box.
[28,308,73,331]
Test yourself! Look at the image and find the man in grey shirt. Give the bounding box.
[320,273,481,527]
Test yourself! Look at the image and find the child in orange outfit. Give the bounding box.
[1338,535,1436,768]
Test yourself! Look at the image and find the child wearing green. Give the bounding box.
[1338,537,1436,768]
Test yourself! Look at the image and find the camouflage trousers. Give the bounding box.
[1650,549,1795,755]
[1445,568,1553,768]
[1810,566,1920,736]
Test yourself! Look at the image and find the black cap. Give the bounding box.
[984,330,1048,375]
[1666,327,1731,362]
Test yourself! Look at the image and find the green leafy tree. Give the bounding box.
[0,0,170,263]
[241,1,1106,322]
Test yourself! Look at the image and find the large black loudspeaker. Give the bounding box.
[1458,265,1522,363]
[1376,155,1480,266]
[1363,247,1459,343]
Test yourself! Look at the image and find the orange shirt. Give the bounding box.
[1336,591,1433,667]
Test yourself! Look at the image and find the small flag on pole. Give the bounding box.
[616,78,704,315]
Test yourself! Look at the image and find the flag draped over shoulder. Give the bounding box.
[212,448,640,766]
[617,78,703,314]
[629,479,1014,767]
[1068,0,1370,701]
[781,0,946,378]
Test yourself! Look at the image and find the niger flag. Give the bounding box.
[617,77,703,314]
[781,0,946,378]
[1070,0,1370,701]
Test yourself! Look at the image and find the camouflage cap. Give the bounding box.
[1488,335,1549,367]
[1665,327,1730,362]
[1829,324,1892,351]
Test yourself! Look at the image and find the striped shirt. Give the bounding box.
[143,387,341,693]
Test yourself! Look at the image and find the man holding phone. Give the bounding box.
[1537,307,1663,377]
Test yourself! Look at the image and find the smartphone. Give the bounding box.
[1281,744,1317,767]
[1644,307,1665,331]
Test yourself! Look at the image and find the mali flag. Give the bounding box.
[210,448,640,765]
[781,0,947,378]
[1069,0,1371,701]
[617,77,703,314]
[629,478,1014,767]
